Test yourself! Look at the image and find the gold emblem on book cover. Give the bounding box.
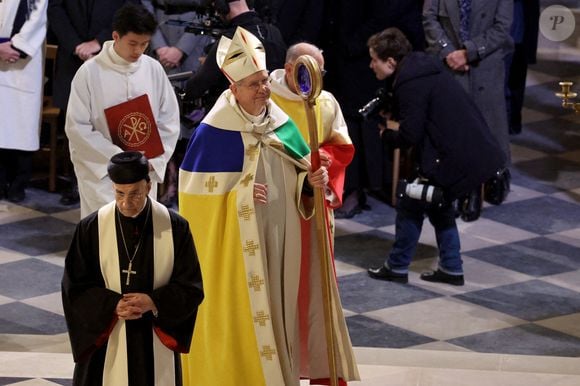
[118,112,152,147]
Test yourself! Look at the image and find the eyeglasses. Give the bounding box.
[237,78,271,91]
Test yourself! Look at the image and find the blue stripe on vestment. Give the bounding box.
[180,123,244,173]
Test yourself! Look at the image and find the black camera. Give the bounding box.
[358,88,393,120]
[397,178,445,206]
[163,0,235,38]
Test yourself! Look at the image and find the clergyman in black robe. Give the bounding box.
[62,151,204,386]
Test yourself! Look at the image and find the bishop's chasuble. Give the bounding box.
[270,69,360,384]
[179,89,357,385]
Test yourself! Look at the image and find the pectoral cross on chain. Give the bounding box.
[122,261,137,285]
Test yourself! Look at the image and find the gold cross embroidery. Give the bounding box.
[238,204,254,221]
[246,145,259,161]
[253,311,270,327]
[240,173,254,187]
[243,240,259,256]
[248,274,265,292]
[260,345,276,361]
[205,176,218,193]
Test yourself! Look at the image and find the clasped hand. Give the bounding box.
[445,49,469,72]
[75,39,100,61]
[156,46,183,68]
[0,41,20,63]
[116,293,157,320]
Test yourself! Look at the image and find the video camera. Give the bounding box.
[397,178,445,206]
[162,0,240,38]
[165,71,208,130]
[358,88,394,120]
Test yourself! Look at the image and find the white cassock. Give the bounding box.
[0,0,47,151]
[65,40,180,218]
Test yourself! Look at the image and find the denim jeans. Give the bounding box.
[386,195,463,275]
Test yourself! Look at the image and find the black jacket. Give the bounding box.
[184,11,286,103]
[384,52,506,199]
[48,0,135,109]
[320,0,391,117]
[270,0,324,45]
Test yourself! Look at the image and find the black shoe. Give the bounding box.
[420,269,464,286]
[334,205,362,219]
[60,185,79,205]
[7,184,25,203]
[368,266,408,283]
[0,183,7,200]
[509,125,522,135]
[368,189,390,205]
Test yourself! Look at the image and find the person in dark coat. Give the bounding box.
[423,0,513,218]
[62,151,203,385]
[505,0,539,135]
[320,0,392,217]
[387,0,426,51]
[267,0,324,45]
[423,0,513,164]
[183,0,286,106]
[366,28,505,286]
[48,0,135,111]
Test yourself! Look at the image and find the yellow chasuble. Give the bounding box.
[179,90,313,385]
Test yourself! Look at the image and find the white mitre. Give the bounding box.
[216,26,267,83]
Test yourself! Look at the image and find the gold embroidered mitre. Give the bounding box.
[216,26,267,83]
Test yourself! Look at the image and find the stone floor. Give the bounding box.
[2,1,580,383]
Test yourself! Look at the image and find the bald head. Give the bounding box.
[285,43,325,68]
[284,43,325,93]
[226,0,250,20]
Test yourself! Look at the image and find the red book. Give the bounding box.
[105,94,164,158]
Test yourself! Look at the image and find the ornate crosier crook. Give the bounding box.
[293,55,339,386]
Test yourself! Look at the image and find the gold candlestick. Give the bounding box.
[556,81,580,113]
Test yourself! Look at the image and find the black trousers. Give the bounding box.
[506,43,528,134]
[0,148,33,189]
[343,115,392,203]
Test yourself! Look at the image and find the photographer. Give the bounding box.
[366,28,505,286]
[183,0,286,105]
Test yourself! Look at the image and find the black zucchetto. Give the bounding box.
[107,151,149,184]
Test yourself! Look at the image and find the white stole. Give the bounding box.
[97,199,175,386]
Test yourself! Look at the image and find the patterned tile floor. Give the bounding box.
[3,7,580,384]
[2,72,580,383]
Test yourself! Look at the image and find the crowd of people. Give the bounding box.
[2,0,536,212]
[0,0,543,384]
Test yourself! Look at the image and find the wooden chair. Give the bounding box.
[41,44,61,192]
